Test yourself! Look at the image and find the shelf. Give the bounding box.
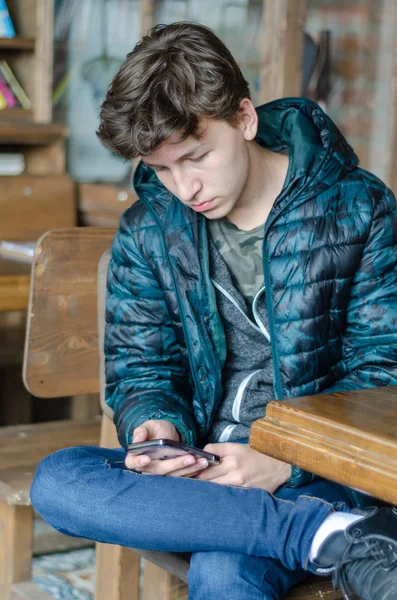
[0,108,33,121]
[0,37,35,51]
[0,121,69,145]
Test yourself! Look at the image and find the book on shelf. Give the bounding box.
[0,70,18,107]
[0,60,31,109]
[0,0,16,38]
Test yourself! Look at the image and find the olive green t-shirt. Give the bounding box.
[208,218,265,304]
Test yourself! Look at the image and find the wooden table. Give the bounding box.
[250,386,397,505]
[0,259,30,311]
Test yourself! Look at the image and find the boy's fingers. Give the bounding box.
[195,462,229,481]
[150,455,198,475]
[132,427,148,443]
[126,454,197,475]
[168,458,209,478]
[125,453,151,470]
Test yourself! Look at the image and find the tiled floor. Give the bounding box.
[32,548,95,600]
[31,544,188,600]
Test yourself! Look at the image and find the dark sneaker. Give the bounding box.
[312,507,397,600]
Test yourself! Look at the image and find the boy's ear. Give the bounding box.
[238,98,258,141]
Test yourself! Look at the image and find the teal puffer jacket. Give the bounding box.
[105,98,397,487]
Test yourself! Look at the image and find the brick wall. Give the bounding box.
[306,0,397,183]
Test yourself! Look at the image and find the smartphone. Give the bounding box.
[126,439,221,465]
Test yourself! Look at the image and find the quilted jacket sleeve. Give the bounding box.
[323,185,397,393]
[288,186,397,489]
[105,212,197,449]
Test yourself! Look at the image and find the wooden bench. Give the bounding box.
[20,227,350,600]
[0,418,101,599]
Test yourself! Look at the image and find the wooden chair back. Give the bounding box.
[23,227,116,398]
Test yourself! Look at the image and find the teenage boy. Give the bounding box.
[31,23,397,600]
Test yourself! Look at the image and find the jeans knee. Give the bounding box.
[30,446,90,529]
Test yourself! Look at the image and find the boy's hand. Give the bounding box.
[124,420,208,478]
[132,419,180,444]
[195,442,291,493]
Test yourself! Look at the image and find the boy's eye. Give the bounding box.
[191,152,208,162]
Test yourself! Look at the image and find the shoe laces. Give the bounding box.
[332,529,397,600]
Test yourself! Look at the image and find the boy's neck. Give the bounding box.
[226,145,289,231]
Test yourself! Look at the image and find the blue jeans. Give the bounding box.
[31,446,353,600]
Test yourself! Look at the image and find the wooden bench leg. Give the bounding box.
[0,501,33,599]
[95,414,140,600]
[96,415,188,600]
[142,561,188,600]
[94,543,140,600]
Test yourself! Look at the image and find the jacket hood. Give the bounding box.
[133,97,359,216]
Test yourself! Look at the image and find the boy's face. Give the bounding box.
[141,115,254,220]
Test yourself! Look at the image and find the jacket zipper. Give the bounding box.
[262,234,284,400]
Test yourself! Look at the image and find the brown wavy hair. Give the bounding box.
[97,22,251,159]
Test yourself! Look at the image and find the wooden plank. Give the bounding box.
[78,183,138,227]
[0,501,33,598]
[6,0,54,124]
[250,386,397,504]
[11,581,54,600]
[0,37,35,50]
[141,562,183,600]
[33,518,93,555]
[95,414,141,600]
[0,417,100,505]
[99,413,120,449]
[140,0,154,38]
[70,394,100,420]
[0,108,34,122]
[286,576,347,599]
[33,0,54,123]
[0,175,76,241]
[0,417,101,468]
[94,545,140,600]
[260,0,306,103]
[23,228,116,398]
[24,140,66,176]
[0,275,30,311]
[0,121,68,145]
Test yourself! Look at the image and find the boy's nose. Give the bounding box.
[176,177,201,204]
